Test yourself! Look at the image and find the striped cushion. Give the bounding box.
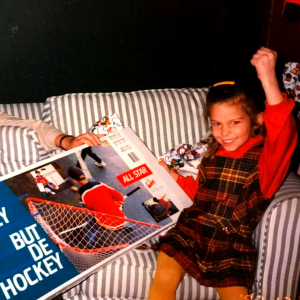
[42,88,210,157]
[253,171,300,300]
[0,103,44,120]
[62,240,220,300]
[0,103,47,177]
[0,126,50,177]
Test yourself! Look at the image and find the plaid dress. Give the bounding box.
[154,142,271,288]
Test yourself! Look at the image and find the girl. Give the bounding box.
[148,47,297,300]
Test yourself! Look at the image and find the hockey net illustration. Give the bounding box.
[27,197,161,272]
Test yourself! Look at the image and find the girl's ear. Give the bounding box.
[256,112,264,125]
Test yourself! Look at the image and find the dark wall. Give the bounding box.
[267,0,300,62]
[0,1,270,103]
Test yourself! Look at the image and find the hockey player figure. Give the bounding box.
[67,166,126,230]
[76,147,106,168]
[35,170,57,197]
[151,195,172,222]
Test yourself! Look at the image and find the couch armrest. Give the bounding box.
[253,171,300,300]
[0,103,44,120]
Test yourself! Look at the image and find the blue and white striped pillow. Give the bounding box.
[42,88,210,158]
[0,103,49,177]
[0,103,44,120]
[0,126,50,177]
[61,238,220,300]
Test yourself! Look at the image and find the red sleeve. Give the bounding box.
[42,177,49,184]
[176,174,199,200]
[259,94,298,199]
[36,177,49,184]
[105,186,124,203]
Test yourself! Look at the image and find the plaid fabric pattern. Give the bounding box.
[155,142,270,289]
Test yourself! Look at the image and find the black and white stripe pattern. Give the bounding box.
[62,173,300,300]
[42,89,300,299]
[254,172,300,300]
[43,88,210,158]
[1,89,300,300]
[62,239,220,300]
[0,102,47,177]
[0,126,50,176]
[0,103,44,120]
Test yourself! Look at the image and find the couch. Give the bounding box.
[0,88,300,300]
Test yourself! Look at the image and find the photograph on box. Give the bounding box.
[142,195,179,223]
[160,142,208,180]
[89,112,125,135]
[3,137,179,273]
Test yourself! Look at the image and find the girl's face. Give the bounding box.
[210,102,252,152]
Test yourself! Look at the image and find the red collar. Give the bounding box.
[216,136,264,158]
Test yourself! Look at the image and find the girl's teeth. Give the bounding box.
[224,139,236,143]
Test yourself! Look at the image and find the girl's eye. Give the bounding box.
[231,120,240,125]
[211,122,220,126]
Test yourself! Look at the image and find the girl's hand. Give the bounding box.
[158,159,170,172]
[56,133,105,150]
[250,47,284,105]
[158,159,179,181]
[250,47,277,86]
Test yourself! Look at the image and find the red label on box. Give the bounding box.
[117,164,153,187]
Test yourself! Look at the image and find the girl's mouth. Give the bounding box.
[222,138,237,144]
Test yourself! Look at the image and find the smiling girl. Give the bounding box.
[149,48,298,300]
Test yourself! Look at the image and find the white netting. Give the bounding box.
[27,197,161,272]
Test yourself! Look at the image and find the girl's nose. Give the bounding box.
[221,125,230,136]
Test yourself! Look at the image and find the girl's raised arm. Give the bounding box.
[250,47,284,106]
[251,47,297,198]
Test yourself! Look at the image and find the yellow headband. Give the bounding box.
[213,81,235,87]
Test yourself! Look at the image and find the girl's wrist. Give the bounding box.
[263,81,285,105]
[260,71,278,89]
[170,170,179,181]
[260,73,278,89]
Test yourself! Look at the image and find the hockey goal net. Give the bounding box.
[27,197,161,272]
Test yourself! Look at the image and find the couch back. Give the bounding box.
[42,88,210,157]
[0,88,210,176]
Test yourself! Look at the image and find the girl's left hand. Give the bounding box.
[158,159,179,181]
[250,47,277,85]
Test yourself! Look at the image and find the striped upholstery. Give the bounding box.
[0,126,50,176]
[0,103,44,120]
[0,103,49,177]
[1,89,300,300]
[253,172,300,300]
[61,174,300,300]
[61,244,220,300]
[42,89,210,158]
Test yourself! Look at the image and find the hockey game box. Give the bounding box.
[0,128,192,300]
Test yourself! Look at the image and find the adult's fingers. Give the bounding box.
[68,133,101,149]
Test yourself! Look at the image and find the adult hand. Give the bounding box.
[55,133,105,150]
